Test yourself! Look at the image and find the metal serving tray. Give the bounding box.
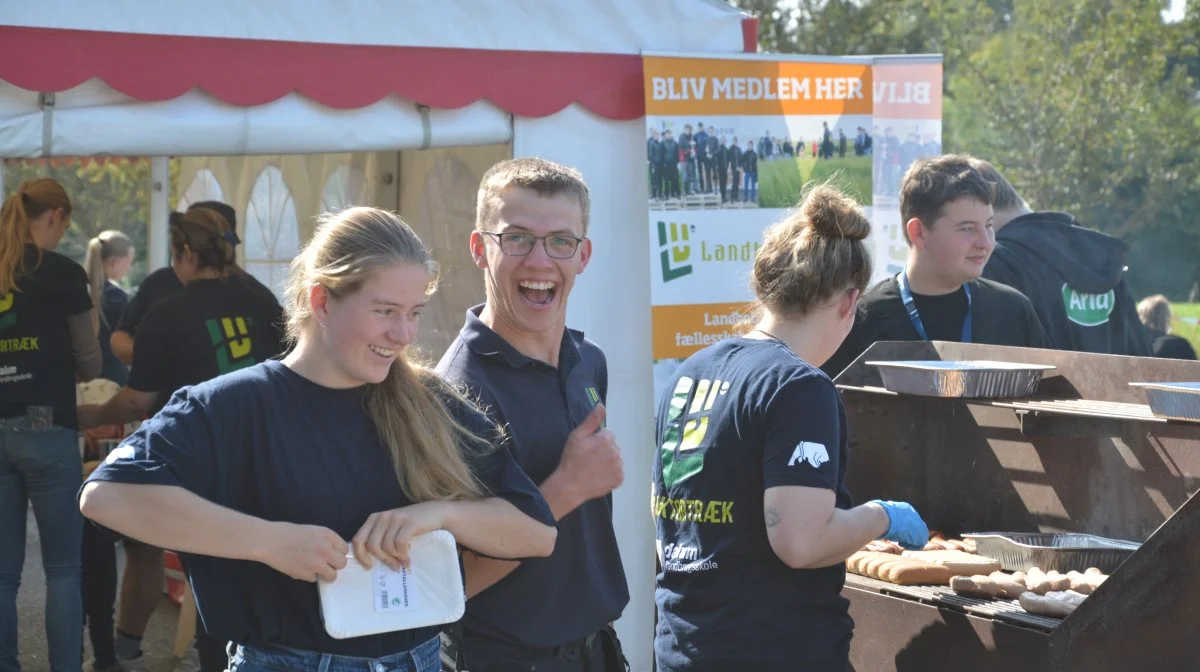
[961,532,1140,574]
[865,360,1056,398]
[1129,381,1200,423]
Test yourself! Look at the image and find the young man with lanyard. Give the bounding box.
[822,154,1050,378]
[973,159,1152,357]
[437,158,629,672]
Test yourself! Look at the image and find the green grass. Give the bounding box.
[1170,303,1200,355]
[757,155,873,209]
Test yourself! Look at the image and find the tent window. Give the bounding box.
[177,169,224,212]
[321,164,367,213]
[245,166,300,300]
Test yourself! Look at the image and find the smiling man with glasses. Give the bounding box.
[436,158,630,672]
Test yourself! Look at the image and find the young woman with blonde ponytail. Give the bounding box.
[0,178,100,672]
[80,206,555,672]
[83,230,135,384]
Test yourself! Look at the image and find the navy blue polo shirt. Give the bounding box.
[435,306,629,648]
[86,360,554,658]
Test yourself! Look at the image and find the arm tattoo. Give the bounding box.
[765,508,782,528]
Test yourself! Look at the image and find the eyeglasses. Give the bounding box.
[480,231,583,259]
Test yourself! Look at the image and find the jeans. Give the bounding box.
[743,173,757,202]
[229,635,440,672]
[0,423,84,672]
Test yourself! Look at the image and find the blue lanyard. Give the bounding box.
[896,272,973,343]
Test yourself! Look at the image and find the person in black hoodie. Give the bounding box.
[822,156,1049,378]
[727,137,742,203]
[661,130,681,200]
[647,130,664,200]
[1136,295,1197,360]
[974,160,1152,357]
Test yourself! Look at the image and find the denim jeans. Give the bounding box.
[229,635,440,672]
[0,423,84,672]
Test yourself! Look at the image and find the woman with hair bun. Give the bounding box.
[0,178,100,672]
[651,185,929,671]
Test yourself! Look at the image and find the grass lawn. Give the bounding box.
[757,155,873,209]
[1170,303,1200,355]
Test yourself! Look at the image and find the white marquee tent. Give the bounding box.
[1,2,757,668]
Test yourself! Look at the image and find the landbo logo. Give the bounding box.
[659,376,730,487]
[1062,284,1115,327]
[0,292,14,331]
[206,316,257,374]
[657,220,693,282]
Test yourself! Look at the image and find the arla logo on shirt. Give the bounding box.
[206,316,257,374]
[659,376,730,487]
[0,292,15,331]
[788,441,829,469]
[1061,284,1116,327]
[657,220,694,283]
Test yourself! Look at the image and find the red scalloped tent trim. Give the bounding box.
[0,23,759,121]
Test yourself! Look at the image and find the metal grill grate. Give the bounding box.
[846,574,1063,632]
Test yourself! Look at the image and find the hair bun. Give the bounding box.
[800,185,871,242]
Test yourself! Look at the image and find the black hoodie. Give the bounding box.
[983,212,1151,356]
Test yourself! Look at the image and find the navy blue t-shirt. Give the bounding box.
[435,306,629,648]
[86,359,554,657]
[99,280,130,385]
[653,337,853,672]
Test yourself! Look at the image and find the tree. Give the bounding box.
[2,158,181,288]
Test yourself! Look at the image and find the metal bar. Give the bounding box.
[148,157,170,272]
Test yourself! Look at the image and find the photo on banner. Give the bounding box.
[643,54,880,401]
[869,58,945,281]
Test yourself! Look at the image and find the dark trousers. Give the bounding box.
[81,523,118,667]
[648,164,660,199]
[729,169,740,201]
[444,626,627,672]
[697,157,709,192]
[196,631,229,671]
[716,164,727,200]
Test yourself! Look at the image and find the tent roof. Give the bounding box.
[0,0,755,120]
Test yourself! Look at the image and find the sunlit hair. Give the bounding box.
[284,206,490,501]
[169,207,238,273]
[1137,294,1172,333]
[0,178,72,295]
[751,183,873,317]
[84,230,135,334]
[900,155,994,245]
[476,158,591,234]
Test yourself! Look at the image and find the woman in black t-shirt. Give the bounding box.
[80,207,556,672]
[84,230,135,386]
[652,186,929,672]
[0,178,101,672]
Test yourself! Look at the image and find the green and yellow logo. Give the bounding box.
[205,316,256,374]
[657,221,693,283]
[659,376,729,488]
[1062,284,1115,327]
[0,292,15,332]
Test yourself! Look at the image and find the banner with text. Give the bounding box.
[644,54,943,400]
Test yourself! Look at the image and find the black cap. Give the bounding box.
[188,200,238,233]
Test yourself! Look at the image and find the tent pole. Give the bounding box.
[149,157,170,271]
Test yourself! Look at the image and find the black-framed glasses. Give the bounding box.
[481,231,583,259]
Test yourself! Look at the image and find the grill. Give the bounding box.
[834,340,1200,672]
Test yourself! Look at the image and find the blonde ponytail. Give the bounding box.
[0,178,72,296]
[285,207,491,502]
[84,238,106,335]
[83,230,135,334]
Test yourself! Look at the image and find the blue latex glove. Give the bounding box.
[869,500,929,550]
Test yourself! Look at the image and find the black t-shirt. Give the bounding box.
[0,245,91,428]
[99,281,130,385]
[1148,329,1197,360]
[127,274,287,413]
[116,266,183,336]
[821,276,1051,378]
[435,306,629,648]
[86,360,554,656]
[653,338,853,671]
